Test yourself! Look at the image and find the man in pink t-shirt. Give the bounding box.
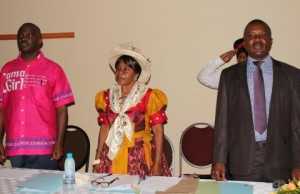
[0,23,75,169]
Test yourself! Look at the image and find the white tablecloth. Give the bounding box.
[0,167,274,194]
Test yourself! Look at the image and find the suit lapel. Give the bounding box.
[239,62,254,127]
[267,59,279,128]
[236,62,257,142]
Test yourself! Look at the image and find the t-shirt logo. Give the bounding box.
[3,70,25,93]
[3,70,48,93]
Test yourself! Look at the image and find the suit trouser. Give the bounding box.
[232,141,268,182]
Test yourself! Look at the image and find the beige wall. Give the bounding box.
[1,0,300,175]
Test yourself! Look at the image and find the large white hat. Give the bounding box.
[109,43,151,84]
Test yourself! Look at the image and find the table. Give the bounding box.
[0,167,275,194]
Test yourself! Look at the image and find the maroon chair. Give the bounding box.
[179,122,214,178]
[58,125,90,172]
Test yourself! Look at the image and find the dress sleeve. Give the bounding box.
[147,89,168,127]
[95,90,109,126]
[52,66,75,107]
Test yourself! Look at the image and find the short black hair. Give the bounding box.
[233,38,244,50]
[233,38,247,57]
[115,55,142,75]
[244,19,272,37]
[237,47,247,57]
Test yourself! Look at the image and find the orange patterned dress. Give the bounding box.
[95,88,171,177]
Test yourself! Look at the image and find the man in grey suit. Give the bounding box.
[212,19,300,182]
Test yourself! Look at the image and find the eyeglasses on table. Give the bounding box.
[91,174,119,188]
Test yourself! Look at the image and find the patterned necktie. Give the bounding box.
[253,61,267,134]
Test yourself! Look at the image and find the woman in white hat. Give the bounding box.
[93,45,171,177]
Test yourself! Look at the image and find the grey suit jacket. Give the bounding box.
[213,58,300,181]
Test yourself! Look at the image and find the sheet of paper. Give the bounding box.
[196,181,219,194]
[156,178,198,194]
[140,176,181,193]
[196,181,253,194]
[0,167,39,180]
[17,172,63,193]
[220,182,253,194]
[234,180,273,194]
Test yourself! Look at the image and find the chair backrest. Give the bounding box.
[58,125,90,172]
[163,135,174,170]
[179,122,214,177]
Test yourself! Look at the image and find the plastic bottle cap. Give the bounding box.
[66,153,73,158]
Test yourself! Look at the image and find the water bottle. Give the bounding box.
[63,152,76,184]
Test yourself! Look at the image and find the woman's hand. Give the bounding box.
[93,125,109,173]
[151,124,164,176]
[92,148,102,173]
[92,163,100,173]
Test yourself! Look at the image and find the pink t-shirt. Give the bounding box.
[0,52,75,156]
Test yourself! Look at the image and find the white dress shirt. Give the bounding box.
[197,57,225,89]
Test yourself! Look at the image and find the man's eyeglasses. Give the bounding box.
[91,173,112,183]
[91,177,119,188]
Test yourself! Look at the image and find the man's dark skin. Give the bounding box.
[212,20,300,181]
[0,23,68,165]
